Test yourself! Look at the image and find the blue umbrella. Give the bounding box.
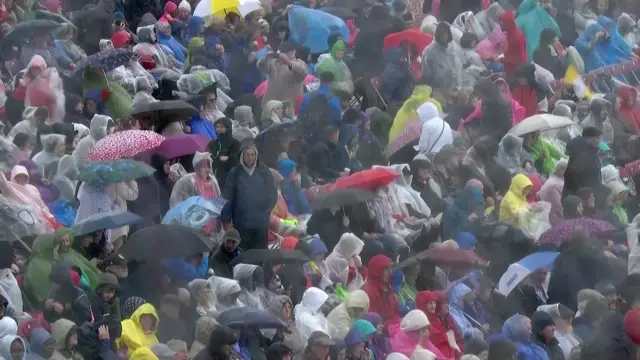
[78,159,155,186]
[71,211,144,236]
[497,251,560,296]
[162,196,226,229]
[288,5,349,54]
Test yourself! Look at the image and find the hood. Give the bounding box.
[233,263,264,290]
[400,309,430,331]
[57,155,78,179]
[10,165,29,183]
[234,105,253,127]
[208,326,237,355]
[96,272,119,292]
[331,39,346,59]
[366,254,392,286]
[362,312,383,327]
[486,2,505,22]
[308,237,328,257]
[334,233,364,259]
[448,282,471,306]
[617,13,636,33]
[21,106,39,125]
[508,173,534,200]
[499,10,517,32]
[417,102,440,124]
[137,25,158,44]
[89,115,113,140]
[65,93,84,113]
[552,104,572,117]
[277,159,297,179]
[434,22,452,46]
[0,317,17,339]
[211,276,242,299]
[269,295,292,321]
[49,261,76,289]
[262,100,283,120]
[195,316,218,344]
[388,163,412,188]
[29,327,53,358]
[192,150,212,170]
[531,310,554,337]
[240,145,258,173]
[130,303,159,334]
[187,17,205,38]
[502,314,529,342]
[300,287,329,314]
[26,55,47,73]
[40,133,65,153]
[619,87,637,109]
[345,290,370,311]
[518,0,538,14]
[214,117,233,135]
[51,318,77,351]
[164,1,177,13]
[456,232,477,250]
[0,335,26,360]
[415,291,439,313]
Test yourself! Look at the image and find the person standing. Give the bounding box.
[220,145,277,250]
[257,42,308,105]
[562,127,603,199]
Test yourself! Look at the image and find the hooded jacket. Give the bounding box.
[50,319,81,360]
[31,133,65,172]
[44,261,92,326]
[499,173,534,225]
[500,11,528,74]
[0,335,27,360]
[327,290,370,339]
[618,87,640,132]
[189,317,219,359]
[562,136,602,199]
[417,291,463,359]
[8,106,40,141]
[361,255,400,324]
[89,273,122,340]
[233,263,274,311]
[257,48,308,105]
[294,287,330,345]
[207,117,241,189]
[26,327,53,360]
[390,310,445,358]
[515,0,561,61]
[267,295,304,355]
[119,302,159,353]
[502,314,550,360]
[72,115,112,170]
[416,102,453,155]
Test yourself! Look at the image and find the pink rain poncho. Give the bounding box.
[0,165,55,233]
[389,310,446,358]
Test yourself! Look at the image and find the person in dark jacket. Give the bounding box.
[470,78,513,144]
[307,126,348,183]
[193,325,241,360]
[157,293,188,343]
[208,117,241,190]
[410,155,447,216]
[562,127,603,199]
[63,94,89,126]
[220,145,277,250]
[531,311,565,360]
[88,273,122,344]
[211,229,242,279]
[75,0,116,55]
[533,28,566,80]
[44,262,92,326]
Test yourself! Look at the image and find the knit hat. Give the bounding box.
[164,1,178,13]
[531,311,554,334]
[178,0,191,12]
[224,229,241,242]
[111,30,132,49]
[113,11,125,21]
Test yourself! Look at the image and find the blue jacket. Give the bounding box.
[188,115,217,141]
[299,84,342,126]
[163,255,209,285]
[277,159,311,216]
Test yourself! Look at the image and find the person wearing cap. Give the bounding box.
[302,331,335,360]
[562,126,604,199]
[220,144,278,250]
[257,41,308,105]
[211,229,242,278]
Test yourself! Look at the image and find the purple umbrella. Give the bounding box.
[538,217,616,247]
[154,134,212,159]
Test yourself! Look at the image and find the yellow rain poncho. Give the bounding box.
[388,85,442,143]
[499,174,533,225]
[119,303,159,353]
[129,347,159,360]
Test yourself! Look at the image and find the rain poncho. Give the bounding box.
[528,137,565,176]
[119,303,159,353]
[0,165,56,232]
[24,228,102,307]
[8,106,40,141]
[575,16,633,72]
[416,102,453,155]
[390,310,444,357]
[294,287,330,345]
[0,317,17,339]
[53,24,87,68]
[420,23,463,90]
[326,290,370,339]
[448,283,482,339]
[233,264,274,311]
[497,133,532,174]
[536,304,581,357]
[361,255,400,323]
[516,0,561,61]
[315,40,354,93]
[75,183,114,224]
[0,335,27,360]
[0,268,23,314]
[188,279,217,316]
[72,114,113,169]
[324,232,364,286]
[503,314,550,360]
[52,155,79,204]
[134,25,178,69]
[156,21,187,63]
[442,186,485,240]
[266,295,304,355]
[169,152,221,207]
[32,133,65,172]
[188,316,218,359]
[210,276,244,312]
[580,98,615,144]
[83,68,133,121]
[26,327,53,360]
[25,64,66,125]
[277,159,311,216]
[617,13,638,48]
[573,0,598,33]
[475,3,505,39]
[388,85,442,143]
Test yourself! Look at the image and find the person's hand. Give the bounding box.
[45,299,55,310]
[90,258,102,266]
[53,302,64,313]
[595,31,606,40]
[98,325,110,341]
[468,213,478,222]
[215,43,224,53]
[220,156,229,161]
[10,263,19,275]
[353,255,362,268]
[278,53,291,65]
[68,63,76,71]
[482,323,490,332]
[41,178,49,186]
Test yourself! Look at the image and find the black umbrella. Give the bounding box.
[217,307,285,329]
[4,20,61,43]
[130,100,198,120]
[74,48,135,74]
[120,224,212,261]
[310,188,378,210]
[71,211,144,236]
[230,249,310,266]
[320,7,357,19]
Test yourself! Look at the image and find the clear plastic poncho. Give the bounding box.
[294,287,331,345]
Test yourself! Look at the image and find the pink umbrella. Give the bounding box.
[154,134,212,159]
[386,119,422,157]
[254,74,318,98]
[87,130,165,161]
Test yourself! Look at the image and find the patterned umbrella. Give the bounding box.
[78,159,155,186]
[74,48,135,74]
[87,130,164,161]
[537,217,616,247]
[386,118,422,157]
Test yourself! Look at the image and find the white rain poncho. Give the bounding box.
[7,107,39,141]
[52,155,78,204]
[0,269,23,313]
[31,133,65,172]
[601,165,622,187]
[169,151,221,207]
[475,3,504,40]
[415,102,453,155]
[131,76,158,106]
[189,67,233,112]
[210,276,244,313]
[324,233,364,286]
[110,60,156,96]
[188,277,217,316]
[294,287,330,345]
[232,263,274,311]
[496,133,533,175]
[72,114,113,169]
[452,12,487,40]
[177,71,231,114]
[421,23,463,90]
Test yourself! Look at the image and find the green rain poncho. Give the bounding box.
[83,67,133,121]
[24,228,102,306]
[315,40,354,93]
[184,37,205,72]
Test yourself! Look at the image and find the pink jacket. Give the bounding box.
[389,323,447,358]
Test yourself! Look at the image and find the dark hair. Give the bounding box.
[12,133,30,148]
[582,126,602,137]
[539,28,558,47]
[319,72,335,84]
[562,195,582,218]
[434,22,452,46]
[296,46,311,63]
[460,32,478,49]
[392,0,407,13]
[327,32,343,49]
[324,125,339,137]
[488,337,516,360]
[558,304,575,320]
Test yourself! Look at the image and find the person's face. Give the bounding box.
[278,30,287,40]
[328,130,340,144]
[44,339,55,358]
[85,99,97,116]
[522,185,532,197]
[215,122,227,135]
[348,306,366,320]
[196,161,211,179]
[163,161,171,174]
[426,300,437,313]
[205,94,217,110]
[162,302,181,319]
[220,344,233,356]
[13,174,28,186]
[310,345,330,360]
[420,325,430,338]
[243,148,257,167]
[224,238,239,252]
[197,286,211,305]
[282,301,292,321]
[517,77,528,86]
[438,31,449,44]
[531,268,549,286]
[140,314,156,332]
[273,106,284,118]
[541,324,556,341]
[539,0,553,9]
[54,139,66,157]
[375,321,384,335]
[477,349,489,360]
[586,193,595,207]
[101,286,116,302]
[59,234,71,250]
[382,267,391,283]
[605,294,617,308]
[334,49,344,60]
[523,318,533,338]
[67,332,78,349]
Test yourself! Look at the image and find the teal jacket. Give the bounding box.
[516,0,561,62]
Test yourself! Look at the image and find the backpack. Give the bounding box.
[298,92,332,145]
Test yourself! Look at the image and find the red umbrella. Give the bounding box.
[383,29,433,54]
[333,167,399,191]
[87,130,165,161]
[153,134,212,159]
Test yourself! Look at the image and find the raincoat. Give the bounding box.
[500,11,528,74]
[210,276,244,312]
[500,174,534,224]
[294,287,330,345]
[118,303,159,353]
[575,16,633,72]
[361,255,400,324]
[388,85,442,143]
[528,137,565,176]
[267,295,304,355]
[416,102,453,155]
[448,283,481,340]
[516,0,561,61]
[0,268,22,315]
[325,233,365,286]
[315,40,354,93]
[442,186,485,240]
[188,317,219,359]
[390,310,445,358]
[277,159,311,216]
[72,114,113,169]
[0,335,27,360]
[618,86,640,131]
[8,106,40,141]
[502,314,550,360]
[418,291,463,359]
[49,319,81,360]
[169,152,221,207]
[538,160,567,225]
[420,23,463,90]
[233,264,274,311]
[83,68,133,121]
[327,290,370,339]
[52,155,79,204]
[257,50,308,104]
[497,134,532,174]
[26,327,53,360]
[32,133,65,172]
[157,22,187,63]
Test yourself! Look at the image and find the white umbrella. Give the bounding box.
[508,114,575,137]
[194,0,262,18]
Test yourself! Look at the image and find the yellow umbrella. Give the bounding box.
[194,0,262,18]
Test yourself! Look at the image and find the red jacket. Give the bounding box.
[512,84,539,118]
[418,291,464,359]
[500,11,527,74]
[361,255,400,325]
[619,87,640,133]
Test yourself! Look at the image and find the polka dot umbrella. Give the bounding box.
[87,130,165,161]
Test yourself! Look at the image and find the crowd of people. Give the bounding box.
[0,0,640,359]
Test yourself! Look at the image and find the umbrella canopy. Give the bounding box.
[28,10,74,25]
[537,218,616,247]
[87,130,165,161]
[497,251,560,296]
[4,20,60,43]
[130,100,198,119]
[383,29,433,54]
[162,196,226,229]
[120,224,213,261]
[74,48,135,74]
[153,134,212,159]
[333,168,399,191]
[288,5,349,54]
[217,307,286,329]
[508,114,575,137]
[310,188,378,210]
[230,249,310,266]
[394,247,486,270]
[78,159,155,186]
[386,119,422,157]
[320,7,357,19]
[193,0,261,17]
[71,211,144,236]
